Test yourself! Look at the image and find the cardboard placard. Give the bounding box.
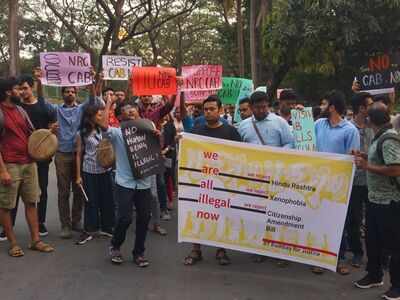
[102,55,142,80]
[40,52,92,86]
[131,67,177,96]
[218,77,253,104]
[121,119,165,178]
[181,65,222,92]
[291,108,317,151]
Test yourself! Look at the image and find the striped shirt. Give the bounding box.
[81,130,108,174]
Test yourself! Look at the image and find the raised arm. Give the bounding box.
[33,67,44,99]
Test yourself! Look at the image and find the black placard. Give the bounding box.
[121,119,165,179]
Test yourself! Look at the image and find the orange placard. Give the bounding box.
[131,67,177,96]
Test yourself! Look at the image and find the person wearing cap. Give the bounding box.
[0,78,54,257]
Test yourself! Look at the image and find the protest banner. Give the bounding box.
[218,77,253,104]
[181,65,222,92]
[291,108,317,151]
[121,119,165,178]
[132,67,177,96]
[40,52,92,87]
[357,51,400,92]
[102,55,142,80]
[178,133,355,271]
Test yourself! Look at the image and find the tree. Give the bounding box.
[8,0,19,76]
[262,0,400,100]
[43,0,198,70]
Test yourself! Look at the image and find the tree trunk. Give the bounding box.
[236,0,245,77]
[8,0,19,76]
[250,0,258,85]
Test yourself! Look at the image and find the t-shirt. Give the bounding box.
[0,103,32,164]
[20,97,56,130]
[367,128,400,204]
[191,123,242,142]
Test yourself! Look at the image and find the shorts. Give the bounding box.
[0,163,39,210]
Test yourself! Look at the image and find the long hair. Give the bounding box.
[79,104,103,138]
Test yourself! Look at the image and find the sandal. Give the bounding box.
[337,264,350,275]
[134,255,150,268]
[311,266,325,275]
[184,250,203,266]
[28,240,54,253]
[216,248,231,266]
[9,245,24,257]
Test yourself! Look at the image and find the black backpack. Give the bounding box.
[375,128,400,191]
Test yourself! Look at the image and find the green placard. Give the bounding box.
[217,77,253,105]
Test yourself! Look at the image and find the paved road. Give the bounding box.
[0,165,391,300]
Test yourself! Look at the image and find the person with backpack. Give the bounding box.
[0,78,54,257]
[74,103,115,245]
[354,102,400,300]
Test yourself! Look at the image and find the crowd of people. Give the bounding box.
[0,69,399,300]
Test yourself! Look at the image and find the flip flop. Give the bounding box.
[28,240,54,253]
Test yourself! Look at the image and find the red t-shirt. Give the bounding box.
[0,104,32,164]
[109,106,120,128]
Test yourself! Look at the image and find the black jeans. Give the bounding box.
[111,185,152,257]
[347,185,367,257]
[366,201,400,288]
[10,161,50,225]
[82,171,115,233]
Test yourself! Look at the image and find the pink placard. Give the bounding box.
[40,52,92,87]
[181,65,222,92]
[184,89,219,103]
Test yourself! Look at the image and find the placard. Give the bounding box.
[218,77,253,104]
[178,133,355,271]
[291,108,317,151]
[132,67,177,96]
[181,65,222,92]
[40,52,92,87]
[121,119,165,178]
[102,55,142,80]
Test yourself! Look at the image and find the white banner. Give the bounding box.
[102,55,142,80]
[178,133,355,271]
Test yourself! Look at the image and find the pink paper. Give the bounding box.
[40,52,92,87]
[181,65,222,92]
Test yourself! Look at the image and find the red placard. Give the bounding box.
[131,67,177,96]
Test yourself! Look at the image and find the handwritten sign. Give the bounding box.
[291,108,317,151]
[234,83,256,122]
[40,52,92,87]
[102,55,142,80]
[218,77,253,104]
[357,51,400,91]
[132,67,177,96]
[181,65,222,92]
[121,119,165,178]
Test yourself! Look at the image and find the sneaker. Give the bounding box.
[382,288,400,300]
[109,246,124,264]
[99,231,113,238]
[351,255,363,268]
[160,211,171,221]
[0,230,7,242]
[60,226,72,239]
[75,232,93,245]
[134,255,150,268]
[354,275,384,289]
[39,224,49,237]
